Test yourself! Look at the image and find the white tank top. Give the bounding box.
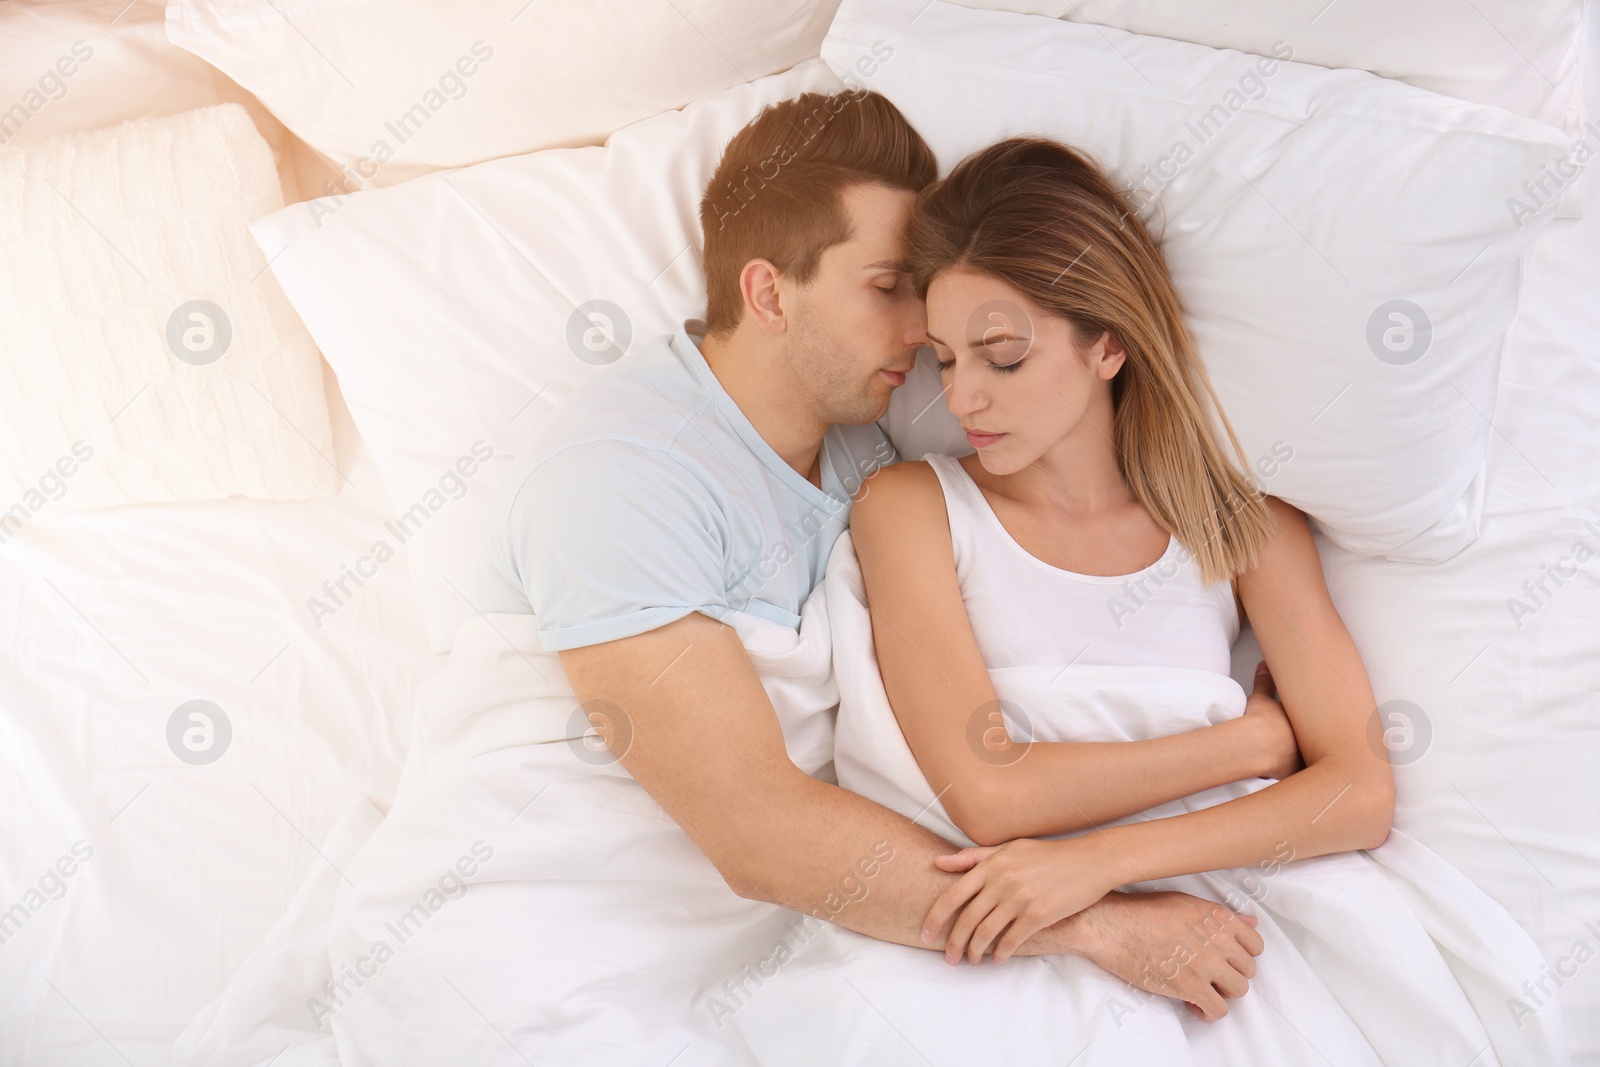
[925,452,1240,674]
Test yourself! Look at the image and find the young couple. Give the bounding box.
[476,87,1539,1062]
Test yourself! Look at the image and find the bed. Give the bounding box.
[2,0,1596,1063]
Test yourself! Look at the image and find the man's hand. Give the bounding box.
[557,611,1265,1025]
[1072,890,1265,1022]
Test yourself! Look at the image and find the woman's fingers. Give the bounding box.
[966,899,1019,963]
[945,887,1000,963]
[922,873,979,942]
[921,849,998,941]
[1254,660,1276,697]
[993,914,1035,962]
[933,852,981,871]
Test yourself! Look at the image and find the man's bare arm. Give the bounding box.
[557,610,1265,1019]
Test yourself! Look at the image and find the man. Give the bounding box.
[471,88,1264,1048]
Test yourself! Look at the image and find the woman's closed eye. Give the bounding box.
[934,355,1025,374]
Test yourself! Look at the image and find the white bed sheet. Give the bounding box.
[1293,6,1600,1054]
[4,12,1599,1066]
[0,377,442,1064]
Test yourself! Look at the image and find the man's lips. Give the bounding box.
[880,365,914,386]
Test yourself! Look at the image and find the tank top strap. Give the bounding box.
[924,453,990,570]
[924,453,982,526]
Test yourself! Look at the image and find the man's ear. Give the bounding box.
[740,257,788,337]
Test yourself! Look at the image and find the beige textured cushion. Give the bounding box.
[0,102,336,518]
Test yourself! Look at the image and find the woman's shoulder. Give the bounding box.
[849,457,951,541]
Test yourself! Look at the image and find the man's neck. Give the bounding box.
[698,326,828,488]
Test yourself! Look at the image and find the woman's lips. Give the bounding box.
[965,429,1006,448]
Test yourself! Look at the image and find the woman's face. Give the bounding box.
[923,268,1124,475]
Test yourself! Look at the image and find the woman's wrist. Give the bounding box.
[1218,713,1270,781]
[1074,830,1139,894]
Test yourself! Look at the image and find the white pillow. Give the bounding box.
[165,0,845,191]
[251,0,1569,648]
[955,0,1590,218]
[251,60,851,650]
[0,103,337,513]
[0,0,302,199]
[829,0,1568,561]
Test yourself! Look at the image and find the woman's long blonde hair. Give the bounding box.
[908,136,1275,584]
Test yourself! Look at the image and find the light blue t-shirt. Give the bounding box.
[472,319,898,651]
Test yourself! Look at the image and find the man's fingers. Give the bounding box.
[1205,961,1250,1000]
[1187,984,1230,1022]
[1226,913,1265,955]
[1222,940,1258,981]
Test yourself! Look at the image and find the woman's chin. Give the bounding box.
[971,444,1025,475]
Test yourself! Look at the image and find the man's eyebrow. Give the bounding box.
[861,259,913,272]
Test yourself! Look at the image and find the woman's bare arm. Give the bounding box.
[920,495,1396,965]
[1065,495,1395,878]
[849,461,1298,847]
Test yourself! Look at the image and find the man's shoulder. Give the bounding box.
[515,330,715,472]
[533,334,700,443]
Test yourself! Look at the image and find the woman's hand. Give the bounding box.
[1242,662,1303,781]
[923,837,1119,964]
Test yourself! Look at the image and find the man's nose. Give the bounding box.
[902,300,928,347]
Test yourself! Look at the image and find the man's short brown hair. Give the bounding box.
[697,90,937,339]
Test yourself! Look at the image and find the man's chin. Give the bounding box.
[828,395,893,427]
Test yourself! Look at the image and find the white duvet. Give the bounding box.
[176,534,1569,1066]
[750,533,1572,1066]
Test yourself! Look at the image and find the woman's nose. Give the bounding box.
[945,366,984,418]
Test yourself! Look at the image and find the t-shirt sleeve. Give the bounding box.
[502,439,730,651]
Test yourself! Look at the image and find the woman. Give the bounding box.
[823,136,1559,1063]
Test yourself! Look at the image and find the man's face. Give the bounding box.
[783,183,926,425]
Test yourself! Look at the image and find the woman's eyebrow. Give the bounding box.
[924,330,1024,347]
